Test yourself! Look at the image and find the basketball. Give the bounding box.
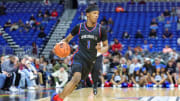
[53,42,71,58]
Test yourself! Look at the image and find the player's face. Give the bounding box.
[87,11,99,24]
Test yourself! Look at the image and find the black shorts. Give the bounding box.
[71,54,95,80]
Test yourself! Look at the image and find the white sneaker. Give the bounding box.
[170,84,174,88]
[136,84,139,88]
[101,84,104,88]
[178,85,180,88]
[133,84,136,87]
[158,85,162,88]
[113,85,116,88]
[118,84,122,88]
[10,86,18,92]
[28,86,35,90]
[153,85,157,88]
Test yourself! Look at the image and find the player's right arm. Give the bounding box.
[61,34,74,43]
[61,24,80,43]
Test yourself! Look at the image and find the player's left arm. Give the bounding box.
[96,26,109,54]
[97,40,108,54]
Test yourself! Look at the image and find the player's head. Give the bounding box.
[85,4,99,24]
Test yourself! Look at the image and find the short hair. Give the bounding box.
[85,4,99,13]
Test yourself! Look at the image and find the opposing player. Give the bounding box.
[51,5,108,101]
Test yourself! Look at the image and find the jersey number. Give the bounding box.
[87,40,90,49]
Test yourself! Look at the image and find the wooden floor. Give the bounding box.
[37,87,180,101]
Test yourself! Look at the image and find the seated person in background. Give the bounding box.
[4,19,12,29]
[51,66,68,88]
[10,23,19,32]
[150,18,158,30]
[107,18,113,34]
[171,7,177,17]
[149,29,157,38]
[51,9,58,19]
[37,10,43,18]
[128,0,135,5]
[158,13,165,22]
[111,67,125,88]
[24,21,31,32]
[135,30,144,39]
[163,45,173,54]
[43,14,49,23]
[148,44,155,53]
[122,31,130,39]
[166,60,177,85]
[138,0,146,4]
[111,38,123,52]
[131,67,147,87]
[100,16,108,25]
[163,28,173,39]
[0,4,6,15]
[164,21,171,29]
[164,9,171,17]
[38,27,46,38]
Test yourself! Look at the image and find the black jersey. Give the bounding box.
[71,22,107,62]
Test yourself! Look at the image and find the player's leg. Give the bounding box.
[91,56,103,95]
[51,63,82,101]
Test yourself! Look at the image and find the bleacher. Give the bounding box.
[66,2,180,54]
[0,2,64,55]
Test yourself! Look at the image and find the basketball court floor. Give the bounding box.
[1,87,180,101]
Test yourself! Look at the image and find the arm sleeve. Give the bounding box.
[100,26,108,41]
[59,72,68,87]
[71,24,80,36]
[51,71,58,77]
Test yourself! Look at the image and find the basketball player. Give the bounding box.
[51,5,108,101]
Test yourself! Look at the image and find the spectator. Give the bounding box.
[164,9,170,17]
[163,28,173,39]
[177,16,180,30]
[148,44,155,53]
[150,18,158,30]
[157,13,165,22]
[125,46,133,59]
[171,7,177,17]
[17,19,24,28]
[51,65,68,88]
[128,0,135,5]
[163,45,173,54]
[1,56,19,91]
[37,10,43,18]
[135,30,144,39]
[138,0,146,4]
[134,46,143,53]
[143,58,155,74]
[10,23,19,32]
[164,21,171,29]
[32,42,38,56]
[100,16,108,25]
[38,28,46,38]
[24,21,31,32]
[142,40,149,52]
[111,38,123,52]
[79,12,87,21]
[45,10,50,17]
[51,9,58,19]
[166,60,177,84]
[0,4,6,15]
[43,14,49,23]
[4,19,12,29]
[107,18,113,34]
[122,31,130,39]
[149,29,157,38]
[129,58,142,75]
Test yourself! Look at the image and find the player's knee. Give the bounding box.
[72,73,81,84]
